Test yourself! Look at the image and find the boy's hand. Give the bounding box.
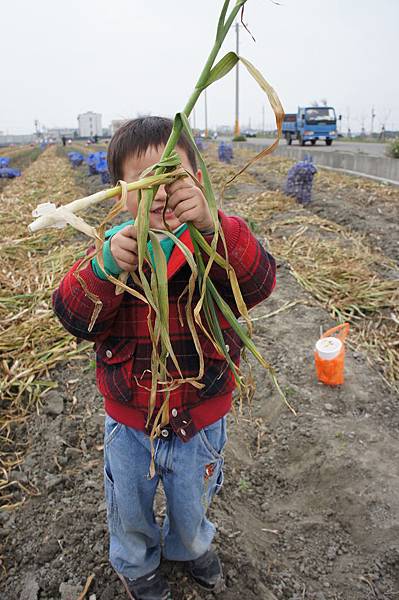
[110,225,139,272]
[166,175,214,233]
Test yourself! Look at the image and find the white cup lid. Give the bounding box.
[315,337,342,360]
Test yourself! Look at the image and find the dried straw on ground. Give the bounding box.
[0,147,94,509]
[215,155,399,388]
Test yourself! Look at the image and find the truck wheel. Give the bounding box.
[311,139,316,146]
[326,139,332,146]
[286,134,292,145]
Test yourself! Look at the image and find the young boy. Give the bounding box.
[53,117,276,600]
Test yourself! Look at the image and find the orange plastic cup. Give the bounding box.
[314,323,349,385]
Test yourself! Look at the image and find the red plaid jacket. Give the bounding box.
[52,210,276,441]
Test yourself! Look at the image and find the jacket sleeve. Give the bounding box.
[52,255,125,342]
[201,210,276,311]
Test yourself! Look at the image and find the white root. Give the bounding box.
[28,188,119,233]
[28,169,185,234]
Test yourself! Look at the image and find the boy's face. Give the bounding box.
[122,145,202,231]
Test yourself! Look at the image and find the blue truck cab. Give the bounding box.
[282,106,337,146]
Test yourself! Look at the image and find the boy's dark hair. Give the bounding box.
[107,116,197,185]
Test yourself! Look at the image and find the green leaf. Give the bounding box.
[175,112,218,227]
[148,231,182,378]
[197,52,238,91]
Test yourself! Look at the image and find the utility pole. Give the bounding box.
[361,114,366,137]
[379,109,391,141]
[262,105,265,134]
[370,105,376,136]
[346,107,351,136]
[204,88,208,137]
[234,22,240,137]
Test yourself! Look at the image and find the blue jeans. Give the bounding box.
[104,415,227,579]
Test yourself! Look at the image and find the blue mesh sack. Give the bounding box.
[0,167,21,178]
[86,152,97,164]
[96,157,110,184]
[90,151,106,163]
[194,137,204,152]
[86,153,99,175]
[284,156,317,205]
[86,151,107,175]
[100,171,110,184]
[224,143,233,163]
[218,142,233,163]
[0,157,10,168]
[67,152,84,167]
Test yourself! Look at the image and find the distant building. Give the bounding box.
[0,133,36,146]
[77,112,102,138]
[110,119,129,136]
[46,128,77,141]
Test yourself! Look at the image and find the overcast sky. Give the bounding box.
[1,0,398,135]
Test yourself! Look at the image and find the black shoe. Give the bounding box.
[118,568,172,600]
[185,548,225,592]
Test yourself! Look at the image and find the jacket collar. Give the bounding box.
[167,227,194,279]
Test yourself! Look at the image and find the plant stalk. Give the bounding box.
[155,0,247,172]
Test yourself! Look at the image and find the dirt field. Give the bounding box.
[0,146,42,193]
[1,145,399,600]
[247,152,399,263]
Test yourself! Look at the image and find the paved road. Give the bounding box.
[220,137,388,158]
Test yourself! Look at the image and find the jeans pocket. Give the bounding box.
[215,459,225,495]
[104,416,123,448]
[198,417,227,461]
[104,465,119,532]
[203,457,225,506]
